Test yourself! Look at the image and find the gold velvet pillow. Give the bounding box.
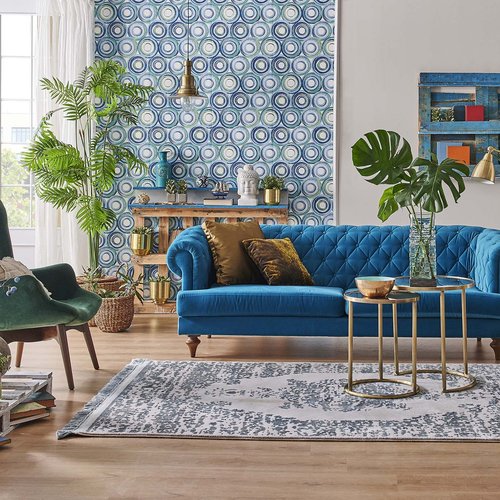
[202,220,265,285]
[242,238,314,286]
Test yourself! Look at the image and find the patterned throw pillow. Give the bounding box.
[0,257,34,281]
[202,220,266,285]
[242,238,314,286]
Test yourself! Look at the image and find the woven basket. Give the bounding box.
[94,294,135,333]
[78,278,124,327]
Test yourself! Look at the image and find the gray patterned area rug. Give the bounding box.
[58,359,500,441]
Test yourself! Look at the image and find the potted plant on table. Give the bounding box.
[130,226,153,256]
[352,130,469,285]
[149,275,171,305]
[261,175,285,205]
[90,265,144,333]
[176,180,188,204]
[21,60,153,273]
[166,179,177,203]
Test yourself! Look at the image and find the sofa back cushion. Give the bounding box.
[261,225,484,290]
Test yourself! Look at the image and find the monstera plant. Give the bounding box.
[352,130,469,284]
[22,60,152,271]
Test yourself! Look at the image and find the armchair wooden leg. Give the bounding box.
[490,338,500,361]
[81,323,99,370]
[186,336,201,358]
[56,325,75,390]
[15,342,24,367]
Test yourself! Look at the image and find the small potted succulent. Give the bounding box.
[176,180,188,204]
[166,179,177,203]
[130,226,153,256]
[91,265,144,333]
[149,275,171,305]
[261,175,285,205]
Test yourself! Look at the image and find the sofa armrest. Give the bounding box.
[32,263,79,300]
[167,226,215,291]
[474,229,500,293]
[0,275,77,331]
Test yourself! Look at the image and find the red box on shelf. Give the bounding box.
[465,105,485,121]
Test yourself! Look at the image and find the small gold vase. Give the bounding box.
[150,281,170,305]
[130,233,152,256]
[264,188,281,205]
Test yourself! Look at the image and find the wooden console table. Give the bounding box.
[131,203,288,313]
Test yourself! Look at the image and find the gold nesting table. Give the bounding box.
[344,290,420,399]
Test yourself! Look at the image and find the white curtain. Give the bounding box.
[34,0,94,271]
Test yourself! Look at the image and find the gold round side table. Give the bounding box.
[393,276,476,393]
[344,290,420,399]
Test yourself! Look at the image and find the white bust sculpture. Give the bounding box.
[237,164,260,206]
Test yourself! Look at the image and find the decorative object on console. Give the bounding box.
[471,146,497,184]
[0,337,11,398]
[168,0,206,111]
[21,60,152,271]
[176,180,188,204]
[90,265,144,333]
[202,220,265,285]
[261,176,285,205]
[136,192,150,205]
[355,276,395,298]
[165,179,177,203]
[130,226,153,256]
[196,175,210,188]
[211,181,230,199]
[431,107,454,122]
[436,141,461,163]
[352,129,469,286]
[465,105,485,121]
[149,275,171,305]
[237,165,260,206]
[155,151,171,188]
[242,238,314,286]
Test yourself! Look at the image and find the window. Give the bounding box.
[0,13,35,228]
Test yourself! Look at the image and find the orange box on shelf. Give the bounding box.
[447,145,470,165]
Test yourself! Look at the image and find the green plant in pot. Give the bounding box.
[352,130,469,285]
[261,175,285,205]
[22,60,153,272]
[130,226,153,256]
[176,180,188,204]
[149,275,171,305]
[166,179,177,203]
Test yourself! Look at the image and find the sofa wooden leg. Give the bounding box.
[15,342,24,367]
[186,336,201,358]
[490,338,500,361]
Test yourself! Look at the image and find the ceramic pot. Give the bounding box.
[264,188,281,205]
[155,151,171,188]
[176,193,187,204]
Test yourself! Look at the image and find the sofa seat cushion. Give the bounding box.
[346,287,500,319]
[178,285,346,318]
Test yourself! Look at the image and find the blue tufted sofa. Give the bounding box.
[167,224,500,359]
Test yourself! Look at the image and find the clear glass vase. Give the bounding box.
[409,212,436,286]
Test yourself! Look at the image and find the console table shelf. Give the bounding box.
[131,203,288,314]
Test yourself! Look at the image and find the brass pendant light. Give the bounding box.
[169,0,206,111]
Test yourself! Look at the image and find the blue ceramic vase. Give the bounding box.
[155,151,171,188]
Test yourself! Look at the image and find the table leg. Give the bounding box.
[461,288,468,376]
[440,291,447,392]
[378,303,383,380]
[392,303,399,375]
[348,301,353,391]
[412,301,418,393]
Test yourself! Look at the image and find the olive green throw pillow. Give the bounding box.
[242,238,314,286]
[202,220,265,285]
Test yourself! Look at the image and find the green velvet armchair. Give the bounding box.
[0,199,101,390]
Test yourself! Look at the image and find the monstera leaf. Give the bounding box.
[352,130,413,185]
[412,157,469,213]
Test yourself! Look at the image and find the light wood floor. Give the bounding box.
[1,315,499,500]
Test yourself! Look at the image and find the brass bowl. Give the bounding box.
[355,276,395,298]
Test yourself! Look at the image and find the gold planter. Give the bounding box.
[130,233,152,256]
[264,188,281,205]
[150,281,170,305]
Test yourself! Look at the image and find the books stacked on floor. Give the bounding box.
[10,390,56,425]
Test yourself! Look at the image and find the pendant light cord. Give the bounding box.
[187,0,190,61]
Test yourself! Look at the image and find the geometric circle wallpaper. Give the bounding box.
[95,0,336,289]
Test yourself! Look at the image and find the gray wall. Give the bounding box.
[337,0,500,228]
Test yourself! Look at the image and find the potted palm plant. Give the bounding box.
[21,60,153,272]
[261,175,285,205]
[130,226,153,256]
[352,130,469,285]
[149,275,171,305]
